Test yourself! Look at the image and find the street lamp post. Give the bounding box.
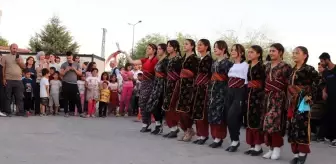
[128,20,142,57]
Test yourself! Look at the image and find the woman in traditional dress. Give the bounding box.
[121,44,159,132]
[244,45,265,156]
[287,46,318,164]
[162,40,183,138]
[176,39,199,142]
[147,43,169,135]
[225,44,249,152]
[208,40,233,148]
[192,39,213,145]
[263,43,292,160]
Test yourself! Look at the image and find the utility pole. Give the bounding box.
[128,20,142,57]
[101,28,107,58]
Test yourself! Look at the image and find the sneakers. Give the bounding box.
[329,141,336,148]
[0,112,7,117]
[271,147,281,160]
[263,150,273,159]
[151,125,163,135]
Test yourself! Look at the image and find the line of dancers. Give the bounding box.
[114,39,318,164]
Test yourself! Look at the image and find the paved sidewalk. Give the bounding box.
[0,116,335,164]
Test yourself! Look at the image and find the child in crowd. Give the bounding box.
[100,72,110,87]
[86,68,100,117]
[77,74,86,115]
[131,73,143,116]
[49,71,62,115]
[119,63,134,117]
[40,68,50,116]
[99,81,110,117]
[109,74,120,116]
[49,67,56,80]
[22,69,33,115]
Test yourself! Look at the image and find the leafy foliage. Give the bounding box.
[218,29,293,65]
[132,33,166,59]
[0,36,8,46]
[29,16,79,54]
[132,29,293,64]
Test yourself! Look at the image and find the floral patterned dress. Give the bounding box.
[263,61,292,134]
[208,58,233,124]
[247,62,266,129]
[287,64,318,144]
[162,55,183,111]
[193,55,213,120]
[177,54,200,113]
[146,57,169,112]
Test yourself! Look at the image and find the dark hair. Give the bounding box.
[55,56,60,60]
[50,67,56,71]
[138,73,143,76]
[250,45,263,63]
[232,44,246,62]
[66,51,73,56]
[109,74,118,83]
[101,72,109,80]
[185,39,197,55]
[167,40,181,56]
[125,63,132,71]
[319,52,330,60]
[91,68,98,73]
[147,43,158,60]
[73,55,78,61]
[83,61,89,66]
[23,68,30,74]
[86,62,96,72]
[214,40,230,57]
[270,43,285,59]
[42,68,49,76]
[295,46,309,64]
[266,55,271,61]
[199,39,211,56]
[25,56,36,68]
[158,43,167,54]
[54,71,61,80]
[54,71,60,76]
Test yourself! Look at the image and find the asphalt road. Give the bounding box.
[0,116,335,164]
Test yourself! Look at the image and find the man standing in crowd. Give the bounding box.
[0,53,7,116]
[60,51,85,117]
[110,58,122,86]
[1,43,26,116]
[319,52,336,147]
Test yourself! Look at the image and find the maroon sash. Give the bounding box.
[228,77,245,88]
[195,73,210,85]
[265,79,285,93]
[155,72,166,78]
[211,73,228,81]
[167,71,180,81]
[143,71,154,80]
[248,80,262,88]
[180,69,194,78]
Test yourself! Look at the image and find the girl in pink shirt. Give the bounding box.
[119,63,134,116]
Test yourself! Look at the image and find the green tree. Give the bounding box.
[172,32,197,54]
[218,29,293,65]
[0,36,8,46]
[117,55,126,68]
[29,16,79,54]
[132,33,167,59]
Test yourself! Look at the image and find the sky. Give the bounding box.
[1,0,335,66]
